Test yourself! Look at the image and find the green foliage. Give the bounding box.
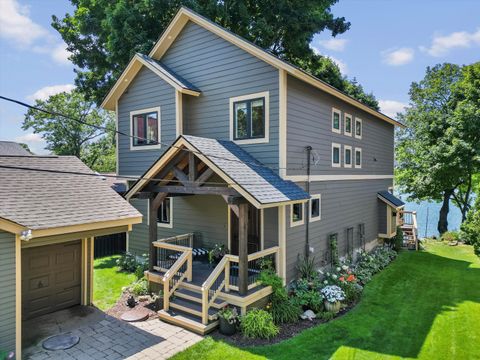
[339,281,363,304]
[52,0,378,109]
[461,198,480,256]
[440,231,460,243]
[218,306,239,325]
[317,311,335,321]
[353,247,397,285]
[330,236,340,267]
[22,90,116,172]
[395,226,404,251]
[116,252,148,273]
[291,278,324,313]
[240,309,279,339]
[208,244,227,264]
[296,255,317,281]
[130,278,149,296]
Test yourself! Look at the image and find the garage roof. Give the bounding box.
[0,155,141,232]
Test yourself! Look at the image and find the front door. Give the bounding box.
[230,204,261,255]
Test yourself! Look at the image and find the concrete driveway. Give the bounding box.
[23,306,202,360]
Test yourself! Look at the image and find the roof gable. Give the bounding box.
[378,191,405,209]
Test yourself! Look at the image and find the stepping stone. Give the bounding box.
[121,307,150,322]
[42,333,80,351]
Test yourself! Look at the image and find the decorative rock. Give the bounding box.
[42,333,80,351]
[121,307,150,322]
[138,295,150,302]
[300,310,316,321]
[448,241,458,246]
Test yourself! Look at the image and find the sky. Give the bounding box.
[0,0,479,154]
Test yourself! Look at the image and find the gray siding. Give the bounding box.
[162,21,280,169]
[286,75,394,176]
[263,207,278,249]
[128,196,228,255]
[118,66,176,176]
[0,230,16,353]
[285,178,392,282]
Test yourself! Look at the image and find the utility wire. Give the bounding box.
[0,95,306,172]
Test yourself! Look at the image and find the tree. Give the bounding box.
[22,90,116,172]
[396,63,480,234]
[460,197,480,257]
[52,0,378,108]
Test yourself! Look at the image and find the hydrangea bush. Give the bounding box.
[321,285,345,303]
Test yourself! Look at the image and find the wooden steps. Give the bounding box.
[174,288,227,310]
[158,309,218,335]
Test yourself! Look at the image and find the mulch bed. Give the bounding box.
[211,302,357,347]
[105,291,159,321]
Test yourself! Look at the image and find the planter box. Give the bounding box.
[219,317,237,336]
[324,300,341,314]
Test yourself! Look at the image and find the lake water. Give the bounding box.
[397,193,462,238]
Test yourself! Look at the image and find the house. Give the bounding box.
[101,7,413,333]
[0,141,32,156]
[0,154,142,358]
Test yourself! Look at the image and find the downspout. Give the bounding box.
[305,146,312,258]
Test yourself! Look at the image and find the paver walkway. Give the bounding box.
[23,309,202,360]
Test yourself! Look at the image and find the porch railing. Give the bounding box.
[399,210,419,250]
[200,246,279,324]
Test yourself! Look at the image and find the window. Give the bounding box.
[309,194,321,222]
[290,202,305,227]
[157,198,173,228]
[344,145,352,168]
[130,107,160,149]
[355,118,362,139]
[332,108,341,133]
[332,143,341,167]
[344,113,352,136]
[230,92,269,144]
[355,147,362,168]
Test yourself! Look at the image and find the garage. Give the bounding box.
[22,240,81,320]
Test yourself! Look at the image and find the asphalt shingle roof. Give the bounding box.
[0,156,141,230]
[378,191,405,208]
[0,141,31,156]
[183,135,310,205]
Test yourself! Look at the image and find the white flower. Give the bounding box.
[336,267,341,272]
[332,274,337,279]
[326,272,330,276]
[342,265,348,271]
[324,280,328,284]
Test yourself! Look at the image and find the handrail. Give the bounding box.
[202,256,229,289]
[152,241,191,252]
[162,249,192,311]
[247,246,280,261]
[162,251,190,282]
[156,233,193,247]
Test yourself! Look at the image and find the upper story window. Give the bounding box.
[344,113,352,136]
[309,194,321,222]
[344,145,352,168]
[355,147,362,168]
[355,118,363,139]
[130,107,161,150]
[230,92,269,144]
[290,202,305,227]
[157,197,173,228]
[332,142,341,167]
[332,108,341,134]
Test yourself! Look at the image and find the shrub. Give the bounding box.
[317,311,336,321]
[395,226,404,251]
[270,298,301,324]
[340,281,363,304]
[130,278,149,296]
[461,200,480,256]
[440,231,460,243]
[321,285,345,303]
[117,252,148,273]
[218,306,239,325]
[296,255,317,281]
[240,309,279,339]
[353,247,397,285]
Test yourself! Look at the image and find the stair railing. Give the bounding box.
[162,248,192,311]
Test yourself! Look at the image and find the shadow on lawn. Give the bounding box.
[94,255,121,269]
[249,249,480,360]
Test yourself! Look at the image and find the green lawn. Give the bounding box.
[93,255,136,311]
[172,242,480,360]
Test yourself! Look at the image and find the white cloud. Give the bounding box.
[379,100,408,119]
[381,47,414,66]
[51,44,71,65]
[14,133,48,154]
[318,38,348,52]
[420,29,480,57]
[27,84,75,102]
[0,0,47,46]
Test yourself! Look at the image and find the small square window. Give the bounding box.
[344,114,352,136]
[291,202,305,227]
[344,145,352,168]
[157,198,172,228]
[332,143,341,167]
[355,148,362,168]
[130,107,161,150]
[332,108,341,133]
[355,118,362,139]
[310,194,321,222]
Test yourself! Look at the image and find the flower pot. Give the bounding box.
[324,300,341,313]
[219,317,237,336]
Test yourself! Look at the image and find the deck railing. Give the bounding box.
[200,246,279,324]
[399,210,419,250]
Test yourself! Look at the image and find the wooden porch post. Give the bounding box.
[238,203,249,296]
[149,193,167,271]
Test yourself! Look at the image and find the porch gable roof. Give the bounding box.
[125,135,310,208]
[377,191,405,209]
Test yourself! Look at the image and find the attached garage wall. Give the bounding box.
[0,230,16,353]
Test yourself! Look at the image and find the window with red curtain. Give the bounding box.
[132,111,158,146]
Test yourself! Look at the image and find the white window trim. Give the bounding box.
[158,197,173,228]
[355,147,362,168]
[309,194,321,222]
[229,91,270,145]
[130,107,161,150]
[332,107,341,134]
[344,145,352,168]
[290,202,305,227]
[344,113,353,137]
[332,142,341,168]
[355,118,363,139]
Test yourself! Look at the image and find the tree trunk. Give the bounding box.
[437,189,453,235]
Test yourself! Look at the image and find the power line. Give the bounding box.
[0,95,306,172]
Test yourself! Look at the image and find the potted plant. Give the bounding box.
[320,285,345,313]
[208,244,228,265]
[218,306,238,335]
